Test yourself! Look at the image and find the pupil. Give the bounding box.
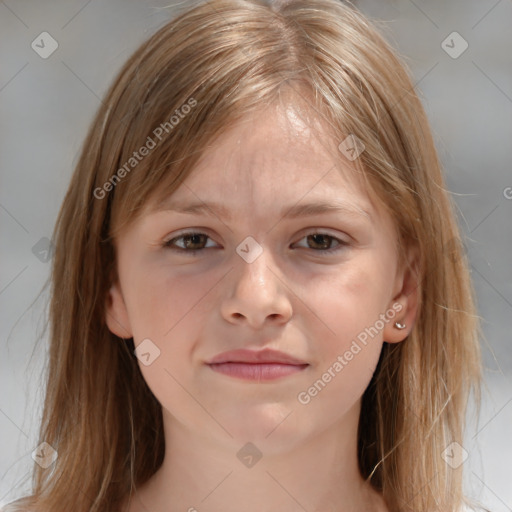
[310,234,329,249]
[186,234,204,249]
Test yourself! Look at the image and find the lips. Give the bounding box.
[207,348,307,365]
[206,349,309,381]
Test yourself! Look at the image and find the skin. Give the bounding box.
[107,97,418,512]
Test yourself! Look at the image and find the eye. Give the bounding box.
[163,231,218,254]
[293,231,348,255]
[163,230,348,256]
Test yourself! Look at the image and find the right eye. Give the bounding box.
[163,231,218,254]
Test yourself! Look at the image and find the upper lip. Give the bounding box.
[207,348,308,365]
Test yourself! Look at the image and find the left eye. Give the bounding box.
[294,232,346,252]
[163,231,347,255]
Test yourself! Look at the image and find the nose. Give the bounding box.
[220,247,293,329]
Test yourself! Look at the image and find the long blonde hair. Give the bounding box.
[4,0,483,511]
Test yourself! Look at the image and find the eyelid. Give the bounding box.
[292,231,349,254]
[163,229,219,248]
[296,227,351,242]
[162,228,351,255]
[163,226,350,242]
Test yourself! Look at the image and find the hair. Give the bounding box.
[3,0,485,511]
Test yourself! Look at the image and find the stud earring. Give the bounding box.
[394,321,406,329]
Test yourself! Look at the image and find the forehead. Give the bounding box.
[148,101,375,218]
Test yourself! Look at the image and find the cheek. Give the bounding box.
[296,266,389,413]
[123,270,208,414]
[123,261,213,342]
[318,257,394,347]
[122,267,218,399]
[303,256,394,410]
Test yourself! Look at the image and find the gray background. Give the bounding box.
[1,0,511,510]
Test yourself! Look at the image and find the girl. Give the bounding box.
[3,0,485,510]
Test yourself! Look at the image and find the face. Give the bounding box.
[106,100,416,453]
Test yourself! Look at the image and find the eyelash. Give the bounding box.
[162,230,349,256]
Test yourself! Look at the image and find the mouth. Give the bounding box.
[206,348,309,381]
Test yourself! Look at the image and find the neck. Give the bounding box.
[127,399,387,512]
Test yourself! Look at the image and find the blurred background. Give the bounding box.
[1,0,511,510]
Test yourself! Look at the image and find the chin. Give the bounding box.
[221,402,309,453]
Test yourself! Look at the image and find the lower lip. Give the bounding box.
[207,362,309,381]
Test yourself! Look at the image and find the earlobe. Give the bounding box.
[105,281,133,339]
[383,246,420,344]
[383,299,415,343]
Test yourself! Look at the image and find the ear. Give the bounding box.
[383,245,420,344]
[105,278,133,339]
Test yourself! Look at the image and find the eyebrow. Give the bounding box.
[156,200,372,221]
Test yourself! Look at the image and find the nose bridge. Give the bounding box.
[234,238,277,295]
[221,237,293,327]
